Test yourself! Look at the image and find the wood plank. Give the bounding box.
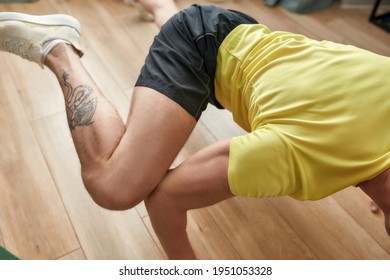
[0,59,80,260]
[325,12,390,55]
[207,197,317,259]
[57,248,86,260]
[2,54,64,122]
[142,217,168,259]
[332,187,390,254]
[187,209,242,259]
[270,196,390,259]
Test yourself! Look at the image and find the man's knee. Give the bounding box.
[81,169,146,211]
[144,180,185,217]
[144,187,163,213]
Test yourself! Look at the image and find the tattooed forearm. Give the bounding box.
[62,70,98,131]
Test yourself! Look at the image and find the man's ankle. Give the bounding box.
[44,42,79,68]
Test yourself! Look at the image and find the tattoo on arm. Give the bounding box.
[62,70,98,131]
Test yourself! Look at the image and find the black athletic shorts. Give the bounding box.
[135,4,257,120]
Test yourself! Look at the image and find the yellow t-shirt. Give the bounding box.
[215,24,390,200]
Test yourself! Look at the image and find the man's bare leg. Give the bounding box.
[0,0,195,210]
[145,140,233,259]
[43,42,195,210]
[146,151,390,259]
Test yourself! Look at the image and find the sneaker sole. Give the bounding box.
[0,12,81,35]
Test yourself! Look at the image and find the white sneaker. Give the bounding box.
[0,12,82,68]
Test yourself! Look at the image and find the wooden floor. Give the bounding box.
[0,0,389,260]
